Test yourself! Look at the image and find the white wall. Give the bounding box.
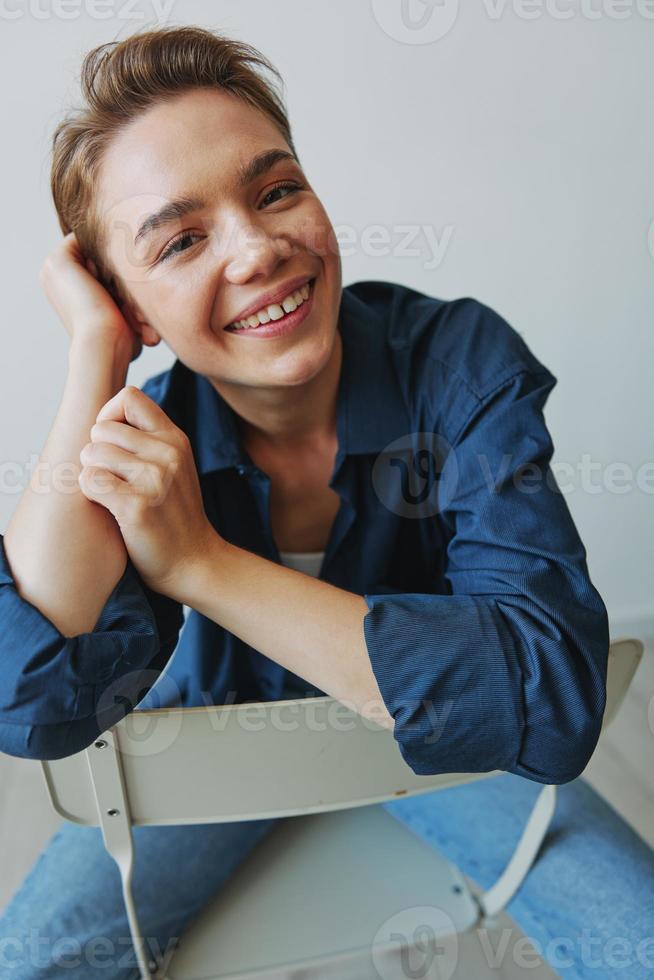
[1,0,652,628]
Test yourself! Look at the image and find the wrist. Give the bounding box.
[171,526,230,608]
[68,334,131,390]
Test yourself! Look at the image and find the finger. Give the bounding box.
[80,442,168,496]
[89,419,179,462]
[78,465,151,528]
[96,385,169,433]
[78,465,129,514]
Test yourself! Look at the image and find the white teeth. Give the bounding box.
[267,304,285,321]
[229,281,312,330]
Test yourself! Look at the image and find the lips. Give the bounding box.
[223,277,316,338]
[223,274,316,330]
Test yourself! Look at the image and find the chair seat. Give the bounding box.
[166,802,480,980]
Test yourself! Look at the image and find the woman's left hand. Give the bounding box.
[78,385,220,600]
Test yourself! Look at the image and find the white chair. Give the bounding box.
[40,637,644,980]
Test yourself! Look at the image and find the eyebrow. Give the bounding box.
[132,148,299,247]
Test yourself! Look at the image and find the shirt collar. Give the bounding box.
[183,282,410,476]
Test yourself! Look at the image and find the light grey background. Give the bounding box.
[1,0,652,633]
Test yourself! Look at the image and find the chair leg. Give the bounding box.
[475,783,557,927]
[85,731,154,980]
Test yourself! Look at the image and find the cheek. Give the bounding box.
[147,270,210,323]
[295,204,338,262]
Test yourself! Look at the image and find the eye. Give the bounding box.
[156,182,303,265]
[157,231,203,265]
[260,181,303,208]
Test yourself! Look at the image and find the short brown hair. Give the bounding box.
[49,24,298,295]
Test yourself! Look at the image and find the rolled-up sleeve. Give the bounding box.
[0,533,184,761]
[363,368,609,785]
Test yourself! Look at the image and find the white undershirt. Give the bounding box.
[278,550,325,577]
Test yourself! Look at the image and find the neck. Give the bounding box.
[209,327,342,453]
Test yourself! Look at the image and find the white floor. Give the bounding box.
[1,625,652,980]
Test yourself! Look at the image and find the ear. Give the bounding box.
[115,289,162,348]
[127,306,162,348]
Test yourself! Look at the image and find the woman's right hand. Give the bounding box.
[39,231,143,365]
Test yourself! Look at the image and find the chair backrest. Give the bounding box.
[602,637,644,728]
[41,637,644,829]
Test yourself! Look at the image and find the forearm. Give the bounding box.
[179,536,395,731]
[3,337,131,637]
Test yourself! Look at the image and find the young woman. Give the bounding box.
[1,24,652,980]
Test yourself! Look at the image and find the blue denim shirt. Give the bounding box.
[0,281,609,782]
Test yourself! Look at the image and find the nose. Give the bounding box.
[220,213,297,285]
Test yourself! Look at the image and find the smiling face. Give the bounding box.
[96,86,342,389]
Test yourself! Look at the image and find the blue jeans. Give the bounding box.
[1,770,653,979]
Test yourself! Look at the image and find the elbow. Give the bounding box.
[0,657,172,761]
[0,716,102,761]
[510,654,608,786]
[0,646,170,762]
[391,738,601,787]
[510,711,604,785]
[389,697,523,780]
[389,655,608,787]
[505,601,610,785]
